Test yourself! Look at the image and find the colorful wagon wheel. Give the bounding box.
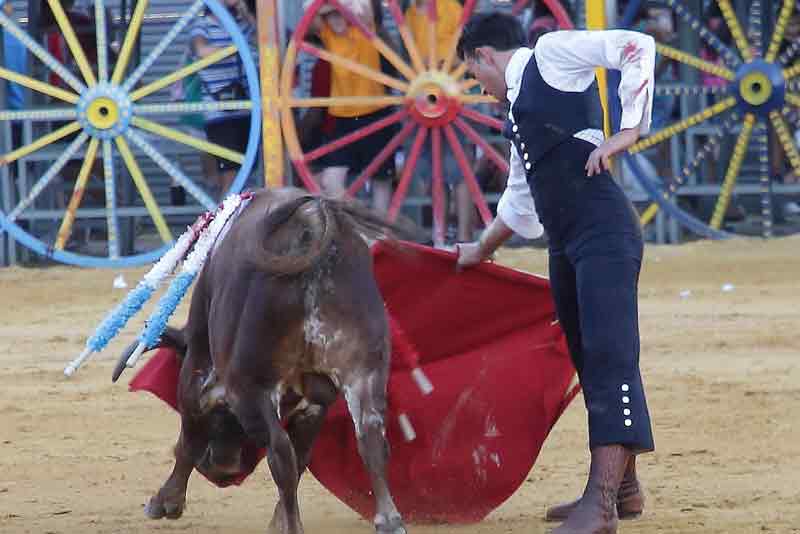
[0,0,261,268]
[282,0,539,244]
[615,0,800,239]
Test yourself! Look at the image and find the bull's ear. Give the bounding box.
[160,326,187,353]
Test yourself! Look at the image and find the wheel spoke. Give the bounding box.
[305,108,408,163]
[746,0,763,58]
[101,140,121,259]
[715,0,753,62]
[655,83,731,97]
[0,66,80,104]
[665,0,741,68]
[125,129,216,210]
[785,93,800,108]
[135,101,253,115]
[779,41,800,66]
[629,96,737,153]
[431,127,445,245]
[388,127,428,221]
[347,121,417,197]
[0,8,86,93]
[111,0,150,85]
[427,0,438,69]
[459,94,498,105]
[299,41,410,92]
[122,0,205,91]
[0,109,77,122]
[385,0,425,73]
[0,122,82,166]
[668,113,739,194]
[753,121,772,238]
[655,44,735,80]
[46,0,98,85]
[451,62,467,81]
[327,0,416,81]
[8,132,89,221]
[130,45,238,101]
[639,203,659,226]
[460,106,504,131]
[131,116,244,165]
[94,0,109,83]
[441,0,477,73]
[55,138,100,249]
[114,136,173,243]
[769,110,800,178]
[710,113,755,229]
[783,63,800,80]
[453,117,509,173]
[443,124,492,225]
[764,0,795,63]
[459,78,480,92]
[288,96,405,108]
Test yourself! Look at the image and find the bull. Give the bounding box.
[114,187,410,534]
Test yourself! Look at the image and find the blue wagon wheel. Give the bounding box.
[0,0,261,268]
[615,0,800,239]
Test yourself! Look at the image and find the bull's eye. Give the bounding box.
[299,229,313,246]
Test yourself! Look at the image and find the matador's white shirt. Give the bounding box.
[496,30,656,239]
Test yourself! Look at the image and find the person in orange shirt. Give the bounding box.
[406,0,475,246]
[305,0,400,214]
[405,0,463,69]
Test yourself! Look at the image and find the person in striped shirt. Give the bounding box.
[190,0,258,197]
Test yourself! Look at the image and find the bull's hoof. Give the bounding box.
[144,495,185,520]
[375,514,407,534]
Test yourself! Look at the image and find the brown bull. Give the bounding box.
[114,188,409,534]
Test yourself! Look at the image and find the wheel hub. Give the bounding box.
[406,71,462,127]
[77,84,133,140]
[734,59,785,117]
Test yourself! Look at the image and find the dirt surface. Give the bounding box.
[1,237,799,534]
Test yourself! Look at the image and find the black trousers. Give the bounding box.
[529,138,654,453]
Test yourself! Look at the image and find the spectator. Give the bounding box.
[405,0,462,69]
[2,2,27,151]
[406,0,475,246]
[190,0,258,198]
[304,0,400,214]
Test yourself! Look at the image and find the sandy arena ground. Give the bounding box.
[1,237,799,534]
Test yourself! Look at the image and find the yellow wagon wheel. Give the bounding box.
[616,0,800,238]
[281,0,522,244]
[0,0,261,267]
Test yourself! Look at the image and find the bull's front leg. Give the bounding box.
[228,383,303,534]
[344,370,407,534]
[144,428,195,520]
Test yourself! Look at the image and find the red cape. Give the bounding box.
[130,242,578,523]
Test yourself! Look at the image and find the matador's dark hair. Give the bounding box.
[456,12,528,60]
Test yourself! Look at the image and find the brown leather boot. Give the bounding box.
[545,456,644,522]
[550,445,632,534]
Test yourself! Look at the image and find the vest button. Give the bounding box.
[525,162,532,170]
[523,153,529,161]
[512,124,519,133]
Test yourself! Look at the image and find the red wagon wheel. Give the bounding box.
[281,0,516,244]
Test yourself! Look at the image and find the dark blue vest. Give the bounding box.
[504,52,604,173]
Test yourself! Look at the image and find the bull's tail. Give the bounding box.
[246,195,336,276]
[248,195,422,276]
